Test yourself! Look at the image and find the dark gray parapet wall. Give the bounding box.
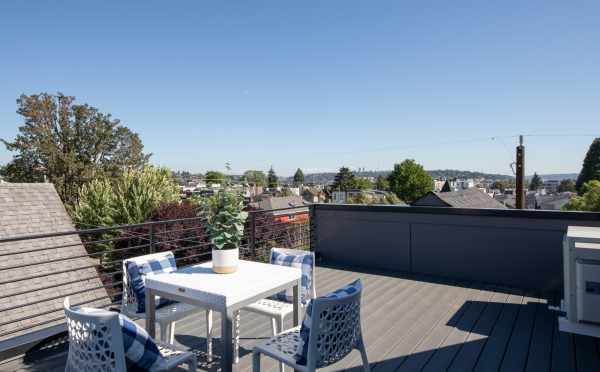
[312,204,600,293]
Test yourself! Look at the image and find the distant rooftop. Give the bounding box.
[412,188,507,209]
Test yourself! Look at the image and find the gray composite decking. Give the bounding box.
[1,265,599,372]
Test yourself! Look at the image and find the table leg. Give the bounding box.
[293,279,301,327]
[221,310,234,372]
[145,288,156,338]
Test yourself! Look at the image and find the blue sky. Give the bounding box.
[1,1,599,176]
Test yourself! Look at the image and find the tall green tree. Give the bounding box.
[529,172,543,191]
[0,93,150,203]
[332,167,356,191]
[293,168,304,185]
[576,138,600,193]
[558,179,576,193]
[267,166,278,188]
[205,170,226,183]
[374,175,389,191]
[352,177,372,190]
[387,159,433,202]
[243,170,266,186]
[563,180,600,212]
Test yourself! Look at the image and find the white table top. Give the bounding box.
[145,260,302,310]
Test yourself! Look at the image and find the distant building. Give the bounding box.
[257,196,310,223]
[543,180,560,194]
[412,188,507,209]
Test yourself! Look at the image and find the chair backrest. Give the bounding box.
[271,247,316,301]
[122,251,177,308]
[63,297,127,372]
[305,283,363,369]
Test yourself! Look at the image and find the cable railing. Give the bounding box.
[0,205,312,353]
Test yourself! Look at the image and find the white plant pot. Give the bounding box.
[212,248,239,274]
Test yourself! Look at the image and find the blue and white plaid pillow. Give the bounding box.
[119,314,167,371]
[295,279,362,366]
[270,249,314,305]
[126,252,178,313]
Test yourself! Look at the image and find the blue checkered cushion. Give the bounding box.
[295,279,362,366]
[270,249,314,305]
[119,314,167,371]
[125,253,178,313]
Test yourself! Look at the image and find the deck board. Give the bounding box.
[2,265,599,372]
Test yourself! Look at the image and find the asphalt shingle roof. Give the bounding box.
[0,183,109,341]
[414,188,508,209]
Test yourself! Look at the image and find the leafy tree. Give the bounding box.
[71,166,180,227]
[374,175,389,191]
[205,170,226,184]
[387,159,433,202]
[492,179,515,192]
[352,177,372,190]
[563,180,600,212]
[243,170,267,186]
[576,138,600,193]
[332,167,356,191]
[293,168,304,185]
[558,179,576,193]
[1,93,150,204]
[529,172,543,191]
[267,166,278,188]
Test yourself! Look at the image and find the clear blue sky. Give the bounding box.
[1,1,599,177]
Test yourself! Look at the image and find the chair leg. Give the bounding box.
[252,350,261,372]
[188,353,198,372]
[206,309,213,363]
[234,310,240,363]
[276,316,285,372]
[271,317,278,335]
[358,342,371,372]
[160,322,168,342]
[169,321,177,344]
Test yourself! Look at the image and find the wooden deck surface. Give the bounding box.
[1,265,599,372]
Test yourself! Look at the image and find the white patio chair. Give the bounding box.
[237,248,315,363]
[122,251,213,359]
[252,280,370,372]
[64,297,197,372]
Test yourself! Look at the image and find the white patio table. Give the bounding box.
[144,259,302,372]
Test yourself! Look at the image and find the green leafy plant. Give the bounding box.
[200,191,248,250]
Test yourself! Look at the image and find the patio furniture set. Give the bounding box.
[61,248,370,372]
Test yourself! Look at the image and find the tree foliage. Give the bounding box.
[243,170,266,186]
[563,180,600,212]
[374,175,389,191]
[558,179,576,193]
[529,172,543,191]
[205,170,226,184]
[71,166,180,228]
[332,167,356,191]
[352,177,372,190]
[267,167,278,188]
[576,138,600,193]
[1,93,150,204]
[387,159,433,202]
[293,168,304,185]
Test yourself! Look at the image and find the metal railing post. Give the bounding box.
[309,204,316,252]
[249,211,256,260]
[149,224,155,253]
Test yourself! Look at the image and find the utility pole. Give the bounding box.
[515,135,525,209]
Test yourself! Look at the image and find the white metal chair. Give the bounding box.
[252,280,370,372]
[122,252,213,358]
[237,248,316,364]
[64,297,197,372]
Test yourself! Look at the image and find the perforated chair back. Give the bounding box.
[63,297,127,372]
[306,285,363,369]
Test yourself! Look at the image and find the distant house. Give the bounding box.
[412,188,507,209]
[258,196,310,223]
[302,187,327,203]
[0,183,109,349]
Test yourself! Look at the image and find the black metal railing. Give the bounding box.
[0,205,311,352]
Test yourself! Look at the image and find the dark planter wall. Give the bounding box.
[312,204,600,293]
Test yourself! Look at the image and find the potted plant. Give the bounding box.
[201,191,248,273]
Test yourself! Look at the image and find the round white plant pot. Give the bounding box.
[212,248,239,274]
